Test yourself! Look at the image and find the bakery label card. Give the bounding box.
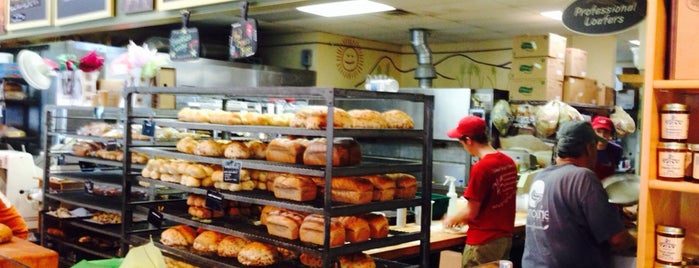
[78,161,97,172]
[93,106,104,119]
[105,139,118,151]
[142,119,156,137]
[147,207,164,228]
[205,190,224,211]
[222,159,242,183]
[84,180,94,194]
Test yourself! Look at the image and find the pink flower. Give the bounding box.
[78,50,105,73]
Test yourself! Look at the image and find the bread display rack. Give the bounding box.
[122,86,434,268]
[39,105,169,266]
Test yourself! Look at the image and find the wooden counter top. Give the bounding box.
[0,237,58,268]
[365,212,527,260]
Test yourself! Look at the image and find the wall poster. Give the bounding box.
[156,0,234,11]
[6,0,52,31]
[54,0,114,26]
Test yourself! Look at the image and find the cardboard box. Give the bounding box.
[512,33,567,58]
[438,250,462,268]
[563,77,598,104]
[564,48,588,78]
[597,85,615,106]
[669,0,699,79]
[153,67,176,109]
[510,57,564,81]
[507,78,563,101]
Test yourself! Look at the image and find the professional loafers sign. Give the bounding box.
[562,0,646,35]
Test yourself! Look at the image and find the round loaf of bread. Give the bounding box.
[348,109,388,129]
[192,230,224,254]
[237,242,278,266]
[299,253,323,268]
[193,140,225,157]
[224,141,251,159]
[217,235,249,258]
[245,140,267,159]
[382,109,414,129]
[338,253,376,268]
[160,225,196,247]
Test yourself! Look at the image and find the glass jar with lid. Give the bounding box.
[656,225,685,265]
[657,142,688,181]
[660,103,689,142]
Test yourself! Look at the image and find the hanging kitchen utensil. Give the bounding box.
[229,1,257,59]
[169,10,200,61]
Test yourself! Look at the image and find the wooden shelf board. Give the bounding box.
[654,80,699,89]
[648,180,699,193]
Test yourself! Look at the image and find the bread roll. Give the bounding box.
[223,141,251,159]
[184,164,209,179]
[265,210,306,240]
[160,225,196,247]
[245,140,267,159]
[360,213,389,239]
[361,175,396,201]
[299,253,323,268]
[237,242,278,266]
[217,235,250,258]
[292,106,352,129]
[273,175,317,202]
[186,194,206,207]
[348,109,389,129]
[265,138,307,164]
[331,177,373,204]
[382,109,414,129]
[193,230,224,254]
[188,206,224,219]
[193,140,225,157]
[72,141,104,156]
[180,175,202,187]
[276,247,297,261]
[338,253,376,268]
[302,138,361,166]
[337,216,370,243]
[176,137,198,154]
[299,214,345,247]
[209,110,243,125]
[385,173,418,199]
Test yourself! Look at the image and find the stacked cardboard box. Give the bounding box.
[508,33,566,101]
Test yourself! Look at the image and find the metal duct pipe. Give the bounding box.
[410,28,436,89]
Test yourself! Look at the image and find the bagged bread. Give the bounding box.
[610,105,636,137]
[534,100,560,138]
[558,102,584,124]
[491,99,513,136]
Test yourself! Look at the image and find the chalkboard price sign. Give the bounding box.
[54,0,113,26]
[169,28,200,60]
[7,0,51,31]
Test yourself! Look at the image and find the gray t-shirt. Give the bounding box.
[522,164,625,268]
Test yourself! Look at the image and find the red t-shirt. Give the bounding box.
[0,195,29,239]
[463,151,518,245]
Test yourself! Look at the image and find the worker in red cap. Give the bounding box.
[591,115,623,180]
[443,115,518,267]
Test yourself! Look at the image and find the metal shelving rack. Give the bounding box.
[122,86,434,268]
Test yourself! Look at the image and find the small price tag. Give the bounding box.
[56,154,65,165]
[147,207,164,228]
[93,107,104,119]
[78,161,96,172]
[142,120,156,137]
[222,159,242,184]
[105,139,118,151]
[205,190,224,211]
[84,181,94,194]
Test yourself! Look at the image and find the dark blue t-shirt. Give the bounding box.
[522,164,625,268]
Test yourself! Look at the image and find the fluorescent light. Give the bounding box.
[540,11,562,21]
[297,0,395,17]
[628,39,640,46]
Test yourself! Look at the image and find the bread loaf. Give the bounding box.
[208,110,243,125]
[192,230,224,254]
[186,194,206,207]
[223,141,251,159]
[265,210,306,240]
[360,213,389,239]
[160,225,196,247]
[385,173,418,199]
[217,235,250,258]
[299,214,345,247]
[272,175,317,201]
[331,177,373,204]
[348,109,389,129]
[265,138,307,164]
[292,106,352,129]
[72,141,104,156]
[260,205,283,226]
[176,137,198,154]
[302,138,361,166]
[237,242,278,266]
[193,140,225,157]
[245,140,267,159]
[299,253,323,268]
[362,175,396,201]
[337,216,370,243]
[382,109,414,129]
[188,206,224,219]
[338,253,376,268]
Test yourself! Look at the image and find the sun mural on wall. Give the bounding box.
[336,38,364,80]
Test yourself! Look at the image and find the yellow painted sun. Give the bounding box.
[336,38,364,80]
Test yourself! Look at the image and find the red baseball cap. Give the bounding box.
[591,116,614,132]
[447,115,486,139]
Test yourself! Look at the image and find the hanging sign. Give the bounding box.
[229,1,257,59]
[562,0,646,35]
[169,10,200,60]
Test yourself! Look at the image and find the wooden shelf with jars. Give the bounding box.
[637,1,699,267]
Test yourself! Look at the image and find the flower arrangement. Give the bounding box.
[78,50,105,73]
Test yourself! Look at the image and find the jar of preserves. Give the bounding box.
[690,144,699,183]
[656,225,685,265]
[658,142,688,181]
[660,103,689,142]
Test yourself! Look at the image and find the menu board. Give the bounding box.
[55,0,113,26]
[7,0,51,30]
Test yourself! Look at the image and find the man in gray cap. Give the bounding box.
[522,121,636,268]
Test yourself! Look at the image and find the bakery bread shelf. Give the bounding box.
[43,191,149,222]
[63,154,146,170]
[45,235,119,259]
[47,131,177,147]
[133,147,423,178]
[137,176,422,216]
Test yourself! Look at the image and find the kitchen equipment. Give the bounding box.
[0,150,43,229]
[17,50,53,90]
[603,174,640,205]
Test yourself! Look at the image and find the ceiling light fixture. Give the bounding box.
[296,0,396,17]
[540,11,563,21]
[629,40,641,46]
